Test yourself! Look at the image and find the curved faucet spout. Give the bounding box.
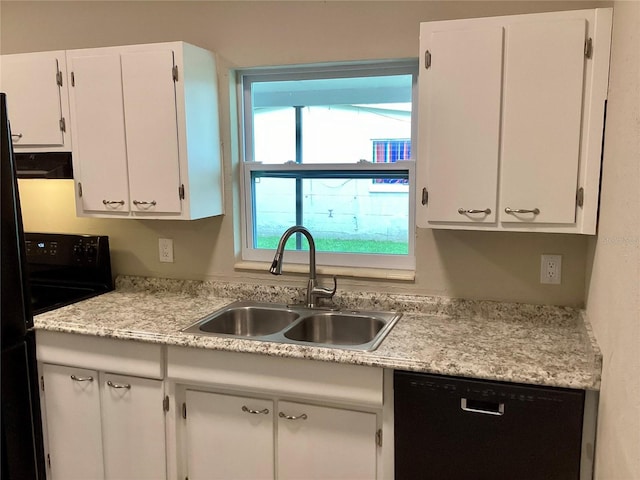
[270,226,316,280]
[269,226,335,308]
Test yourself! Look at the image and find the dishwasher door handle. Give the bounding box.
[461,398,505,416]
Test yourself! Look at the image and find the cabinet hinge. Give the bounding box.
[172,65,179,82]
[585,38,593,59]
[40,376,45,392]
[179,184,185,200]
[78,182,83,198]
[182,402,187,419]
[47,454,51,468]
[577,187,584,208]
[163,395,170,412]
[376,429,383,447]
[71,71,75,87]
[421,188,428,206]
[59,117,66,133]
[56,70,63,87]
[424,50,432,69]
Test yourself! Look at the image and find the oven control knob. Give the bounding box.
[84,244,97,262]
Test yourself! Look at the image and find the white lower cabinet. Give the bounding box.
[100,373,167,480]
[35,334,386,480]
[185,390,274,479]
[277,401,377,480]
[41,365,166,480]
[36,331,166,480]
[168,347,385,480]
[41,364,104,480]
[181,390,378,480]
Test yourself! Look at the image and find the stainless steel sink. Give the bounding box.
[284,312,391,348]
[182,302,299,337]
[181,300,401,352]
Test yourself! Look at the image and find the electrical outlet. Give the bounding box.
[540,254,562,285]
[159,238,174,263]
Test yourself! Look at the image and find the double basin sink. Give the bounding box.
[182,300,401,352]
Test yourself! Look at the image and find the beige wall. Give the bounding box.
[1,1,608,306]
[585,1,640,478]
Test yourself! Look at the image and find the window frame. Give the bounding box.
[237,60,418,271]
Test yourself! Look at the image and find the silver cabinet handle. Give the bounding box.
[70,375,94,382]
[11,133,23,141]
[132,200,156,207]
[242,406,269,415]
[458,208,491,215]
[461,398,504,416]
[504,207,540,215]
[102,200,125,206]
[106,380,131,390]
[279,411,307,421]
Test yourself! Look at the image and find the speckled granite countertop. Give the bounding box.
[33,276,602,390]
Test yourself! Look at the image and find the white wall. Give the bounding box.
[585,1,640,478]
[1,1,609,306]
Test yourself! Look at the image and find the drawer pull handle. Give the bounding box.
[279,412,308,421]
[461,398,504,416]
[242,406,269,415]
[70,375,93,382]
[458,208,491,215]
[132,200,157,207]
[11,133,23,141]
[102,200,125,206]
[106,380,131,390]
[504,207,540,215]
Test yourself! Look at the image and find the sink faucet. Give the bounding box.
[269,226,337,308]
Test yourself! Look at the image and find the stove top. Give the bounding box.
[25,233,113,314]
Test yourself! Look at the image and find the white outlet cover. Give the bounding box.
[159,238,174,263]
[540,254,562,285]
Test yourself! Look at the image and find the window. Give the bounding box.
[239,60,417,271]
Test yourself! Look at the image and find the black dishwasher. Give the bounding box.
[394,371,585,480]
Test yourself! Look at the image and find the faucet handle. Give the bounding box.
[328,275,337,297]
[312,275,337,298]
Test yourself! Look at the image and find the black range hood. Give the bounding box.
[15,152,73,179]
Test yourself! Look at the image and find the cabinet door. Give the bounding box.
[277,401,377,480]
[100,373,166,480]
[185,390,274,480]
[419,25,503,225]
[41,363,104,480]
[0,51,67,148]
[499,19,586,224]
[122,50,182,214]
[68,52,130,213]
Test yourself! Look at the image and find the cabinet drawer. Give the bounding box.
[36,331,163,379]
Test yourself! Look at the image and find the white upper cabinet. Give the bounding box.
[0,50,71,151]
[121,50,182,215]
[423,26,503,224]
[67,41,224,220]
[417,8,612,234]
[500,19,586,225]
[69,52,130,213]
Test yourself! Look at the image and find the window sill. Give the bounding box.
[234,261,415,282]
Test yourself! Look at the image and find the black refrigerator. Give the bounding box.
[1,92,46,479]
